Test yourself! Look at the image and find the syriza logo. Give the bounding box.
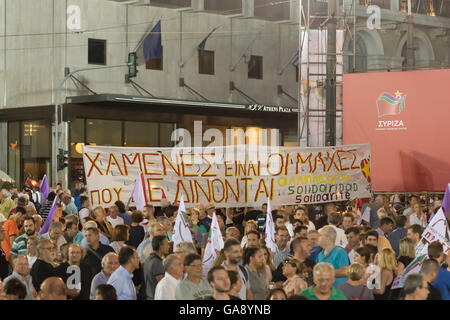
[375,90,407,131]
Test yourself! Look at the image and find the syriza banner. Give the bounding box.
[82,144,372,208]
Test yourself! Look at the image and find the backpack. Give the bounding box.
[238,264,249,283]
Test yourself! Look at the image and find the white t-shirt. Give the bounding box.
[155,272,180,300]
[107,215,125,228]
[409,213,427,228]
[306,220,316,231]
[319,225,348,248]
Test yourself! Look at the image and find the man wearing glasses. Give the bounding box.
[30,239,56,293]
[175,253,212,300]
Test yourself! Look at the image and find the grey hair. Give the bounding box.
[36,239,53,257]
[163,254,180,272]
[313,262,335,278]
[101,252,118,268]
[175,241,197,255]
[321,225,337,243]
[49,221,64,231]
[403,273,424,295]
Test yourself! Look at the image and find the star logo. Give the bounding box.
[394,90,402,98]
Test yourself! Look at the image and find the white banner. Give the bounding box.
[82,144,372,208]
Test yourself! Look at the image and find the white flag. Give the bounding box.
[265,199,277,253]
[202,212,224,278]
[172,195,193,251]
[391,251,428,290]
[131,171,146,211]
[361,206,371,224]
[421,207,450,253]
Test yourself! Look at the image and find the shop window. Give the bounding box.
[124,121,159,147]
[86,119,122,146]
[159,123,176,147]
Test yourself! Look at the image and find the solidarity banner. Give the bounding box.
[82,144,372,208]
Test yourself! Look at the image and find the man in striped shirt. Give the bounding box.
[38,192,56,223]
[10,217,42,257]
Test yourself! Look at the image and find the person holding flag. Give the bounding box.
[202,211,224,279]
[130,171,147,211]
[265,200,290,268]
[172,195,193,252]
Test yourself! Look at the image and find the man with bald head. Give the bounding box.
[3,255,36,299]
[39,277,67,300]
[89,252,119,300]
[30,239,56,292]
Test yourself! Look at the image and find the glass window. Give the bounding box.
[70,118,85,158]
[20,120,51,182]
[159,123,176,147]
[7,122,20,186]
[86,119,122,146]
[124,121,159,147]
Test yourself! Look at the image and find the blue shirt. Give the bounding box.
[309,246,323,262]
[118,212,132,226]
[316,246,350,286]
[65,202,79,215]
[432,267,450,300]
[90,270,109,300]
[107,266,137,300]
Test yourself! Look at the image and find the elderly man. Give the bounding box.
[30,239,56,292]
[318,213,348,248]
[107,204,124,228]
[154,254,184,300]
[107,246,140,300]
[137,221,165,262]
[42,221,67,254]
[61,194,78,215]
[11,217,41,258]
[39,277,67,300]
[0,189,14,220]
[403,274,430,300]
[32,215,43,233]
[55,243,93,300]
[3,255,36,299]
[316,226,350,286]
[89,252,119,300]
[300,262,347,300]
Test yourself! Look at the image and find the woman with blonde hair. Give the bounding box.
[373,248,397,300]
[281,257,308,297]
[396,238,415,274]
[408,203,427,228]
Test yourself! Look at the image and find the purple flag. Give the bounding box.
[39,174,50,204]
[443,183,450,218]
[39,197,57,235]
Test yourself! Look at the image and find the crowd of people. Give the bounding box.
[0,182,448,300]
